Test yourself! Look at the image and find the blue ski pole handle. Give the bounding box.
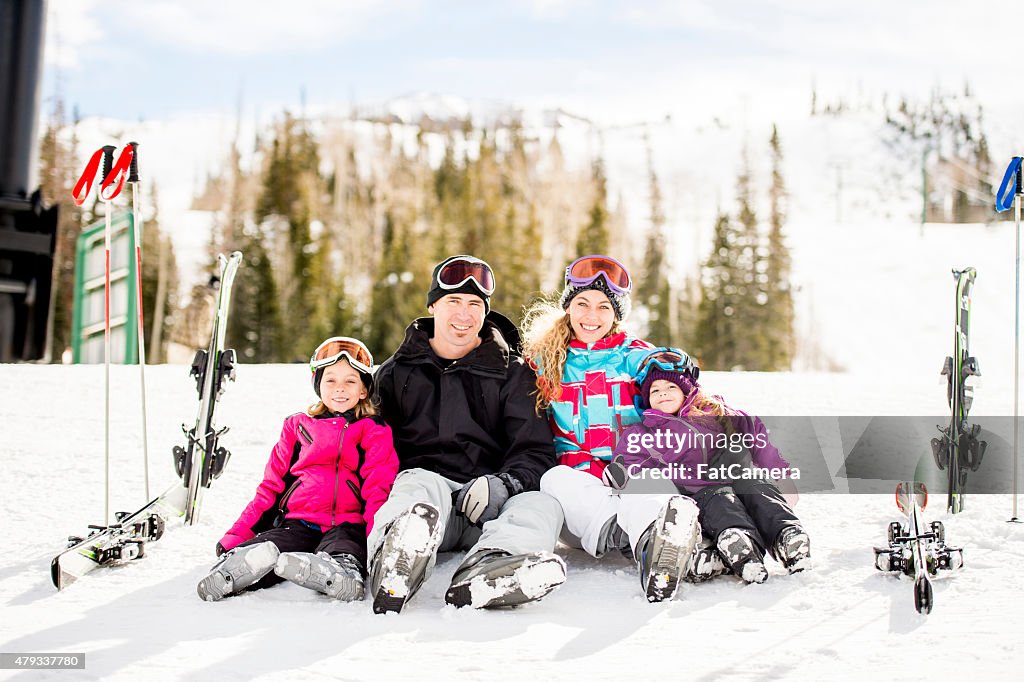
[996,156,1023,212]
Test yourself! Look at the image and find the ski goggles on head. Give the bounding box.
[310,337,374,375]
[565,255,632,295]
[437,256,495,296]
[635,348,700,387]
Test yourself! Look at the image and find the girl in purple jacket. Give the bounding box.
[197,337,399,602]
[610,348,810,584]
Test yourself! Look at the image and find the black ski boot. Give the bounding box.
[686,536,731,583]
[635,496,701,601]
[369,503,444,614]
[773,526,811,574]
[716,528,768,584]
[445,549,566,609]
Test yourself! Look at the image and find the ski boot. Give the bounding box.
[275,551,365,601]
[197,542,280,602]
[685,536,730,583]
[635,496,702,601]
[773,526,811,574]
[716,528,768,584]
[369,503,444,614]
[444,549,566,609]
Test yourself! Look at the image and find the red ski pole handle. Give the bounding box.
[71,148,105,206]
[99,144,135,201]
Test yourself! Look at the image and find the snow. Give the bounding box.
[3,363,1024,680]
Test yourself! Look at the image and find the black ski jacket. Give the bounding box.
[373,311,556,492]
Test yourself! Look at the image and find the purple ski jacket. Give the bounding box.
[614,408,791,492]
[219,411,399,552]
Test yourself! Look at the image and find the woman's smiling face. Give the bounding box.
[567,289,615,345]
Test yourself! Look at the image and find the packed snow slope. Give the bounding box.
[2,361,1023,681]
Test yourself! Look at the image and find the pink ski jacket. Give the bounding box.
[219,411,399,552]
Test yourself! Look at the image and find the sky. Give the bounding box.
[42,0,1023,128]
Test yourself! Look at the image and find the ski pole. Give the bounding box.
[127,142,151,502]
[100,145,115,526]
[73,144,132,526]
[96,145,133,525]
[996,156,1023,521]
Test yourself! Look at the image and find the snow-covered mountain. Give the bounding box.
[62,91,1021,377]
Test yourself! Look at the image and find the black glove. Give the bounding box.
[215,542,226,557]
[601,456,629,490]
[455,475,511,525]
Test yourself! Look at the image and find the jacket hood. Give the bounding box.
[392,311,519,374]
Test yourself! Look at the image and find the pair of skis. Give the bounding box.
[51,250,243,589]
[931,268,985,514]
[874,482,963,614]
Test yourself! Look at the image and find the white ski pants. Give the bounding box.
[540,465,678,558]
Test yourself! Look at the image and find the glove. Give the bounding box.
[215,542,226,557]
[601,456,629,490]
[455,475,511,525]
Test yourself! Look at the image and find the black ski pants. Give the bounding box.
[689,478,801,561]
[237,519,366,591]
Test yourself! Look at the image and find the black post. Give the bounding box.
[0,0,57,362]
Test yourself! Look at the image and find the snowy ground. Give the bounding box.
[2,364,1024,681]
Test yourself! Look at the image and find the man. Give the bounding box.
[368,255,565,613]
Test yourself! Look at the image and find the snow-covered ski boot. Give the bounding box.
[635,495,701,601]
[197,541,280,601]
[275,551,364,601]
[716,528,768,584]
[686,536,730,583]
[773,526,811,574]
[444,549,566,609]
[369,503,444,614]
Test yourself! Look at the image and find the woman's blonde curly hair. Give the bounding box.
[520,296,623,414]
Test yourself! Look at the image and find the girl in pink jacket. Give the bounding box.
[197,337,399,602]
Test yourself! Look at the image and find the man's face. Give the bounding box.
[428,293,486,359]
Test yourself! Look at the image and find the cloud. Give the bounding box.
[119,0,419,56]
[46,0,419,63]
[45,0,105,69]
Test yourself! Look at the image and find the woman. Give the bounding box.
[522,255,702,602]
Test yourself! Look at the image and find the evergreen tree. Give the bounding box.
[223,135,284,362]
[432,133,465,260]
[138,185,179,363]
[255,112,322,354]
[638,138,672,345]
[576,157,610,255]
[731,150,769,369]
[481,122,543,324]
[763,125,795,369]
[230,228,284,362]
[301,224,347,352]
[368,211,428,356]
[694,213,744,369]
